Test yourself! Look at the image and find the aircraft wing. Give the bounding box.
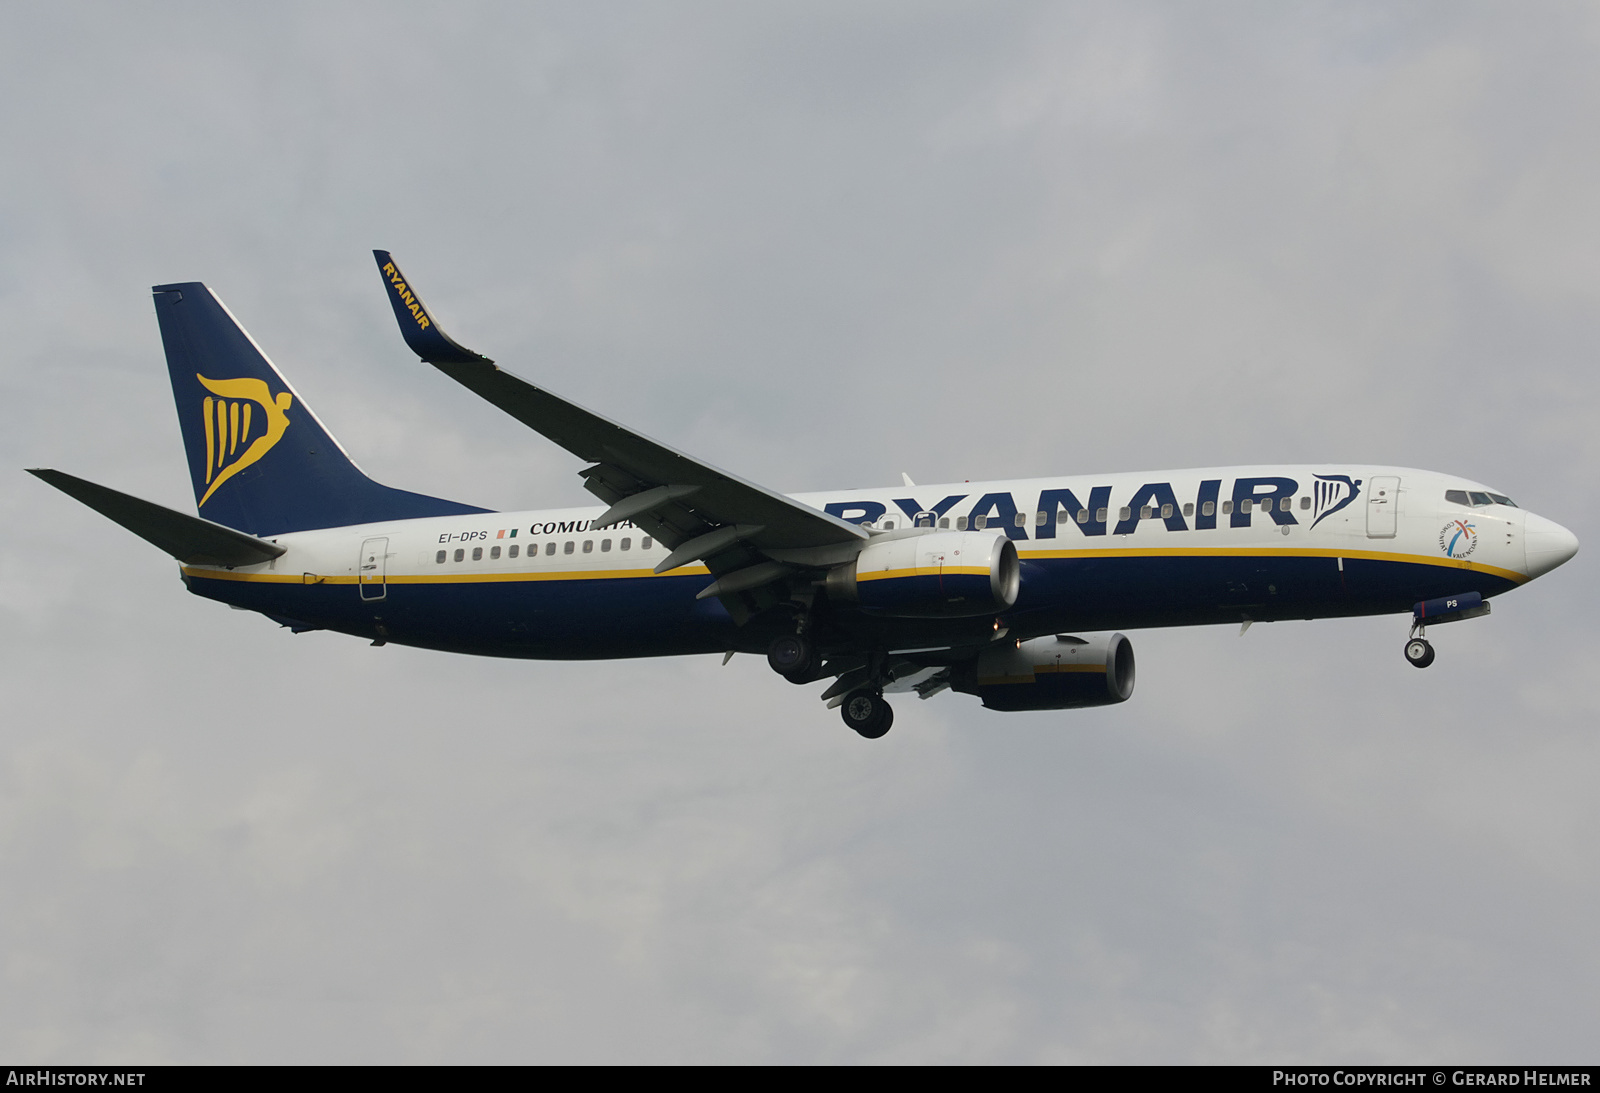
[373,251,868,597]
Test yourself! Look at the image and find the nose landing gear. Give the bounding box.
[1403,592,1491,669]
[1404,634,1435,668]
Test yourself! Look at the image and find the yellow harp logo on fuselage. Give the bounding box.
[197,374,293,507]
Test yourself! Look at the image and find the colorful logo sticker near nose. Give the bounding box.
[1439,519,1477,559]
[196,374,293,506]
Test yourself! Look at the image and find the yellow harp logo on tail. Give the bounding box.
[197,374,293,506]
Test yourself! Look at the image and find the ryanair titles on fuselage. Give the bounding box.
[433,474,1363,545]
[816,473,1361,539]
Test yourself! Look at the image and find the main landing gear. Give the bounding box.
[840,690,894,739]
[767,633,817,683]
[766,632,897,739]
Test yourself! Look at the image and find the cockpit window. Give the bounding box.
[1446,488,1517,508]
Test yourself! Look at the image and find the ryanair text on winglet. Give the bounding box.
[382,261,432,332]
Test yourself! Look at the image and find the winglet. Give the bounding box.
[372,250,493,366]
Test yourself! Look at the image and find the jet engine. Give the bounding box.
[824,531,1019,617]
[953,633,1135,711]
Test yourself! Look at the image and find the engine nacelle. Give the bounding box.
[955,633,1136,711]
[825,531,1019,618]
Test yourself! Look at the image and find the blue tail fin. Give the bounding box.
[153,282,490,535]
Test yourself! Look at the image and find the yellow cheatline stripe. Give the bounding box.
[1017,544,1526,584]
[979,665,1107,685]
[856,565,990,583]
[184,547,1523,587]
[181,564,711,585]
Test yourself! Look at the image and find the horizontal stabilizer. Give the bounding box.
[28,469,287,567]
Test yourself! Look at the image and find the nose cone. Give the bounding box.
[1524,513,1579,578]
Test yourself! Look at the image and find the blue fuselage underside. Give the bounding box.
[187,553,1516,660]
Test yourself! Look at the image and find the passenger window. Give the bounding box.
[490,545,501,560]
[1183,503,1194,517]
[1202,501,1215,517]
[1161,503,1173,519]
[1119,507,1131,521]
[563,542,574,555]
[508,544,519,558]
[1076,509,1089,524]
[453,548,464,562]
[545,542,556,556]
[955,516,968,530]
[642,537,653,549]
[435,550,446,564]
[601,539,612,552]
[1014,513,1026,528]
[1300,496,1310,510]
[1139,505,1152,520]
[938,517,950,529]
[472,547,483,561]
[1035,511,1047,526]
[1057,510,1069,524]
[1221,500,1234,515]
[1240,499,1253,514]
[1096,507,1108,522]
[620,537,631,551]
[974,515,988,529]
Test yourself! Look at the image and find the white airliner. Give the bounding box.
[29,252,1579,738]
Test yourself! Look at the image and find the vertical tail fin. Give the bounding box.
[153,282,489,535]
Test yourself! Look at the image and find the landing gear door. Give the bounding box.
[359,537,389,601]
[1367,476,1399,539]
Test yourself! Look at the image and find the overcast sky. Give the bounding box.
[2,1,1597,1063]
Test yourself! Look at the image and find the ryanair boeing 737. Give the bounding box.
[29,253,1580,738]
